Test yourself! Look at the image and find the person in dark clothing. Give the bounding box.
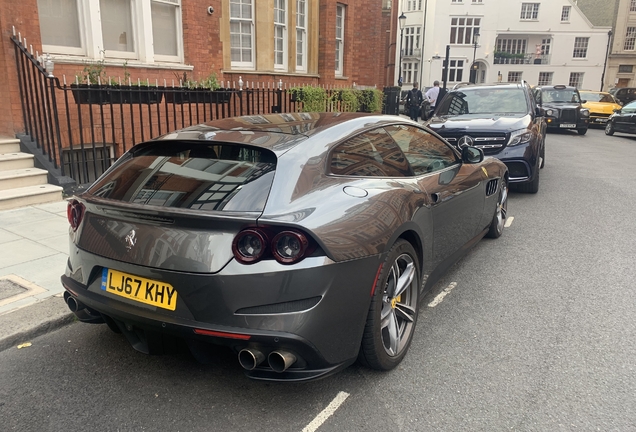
[405,82,424,122]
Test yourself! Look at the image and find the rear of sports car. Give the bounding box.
[61,138,378,381]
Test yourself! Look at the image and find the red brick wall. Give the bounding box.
[0,0,387,137]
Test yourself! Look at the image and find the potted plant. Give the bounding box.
[71,60,111,105]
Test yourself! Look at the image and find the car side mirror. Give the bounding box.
[462,146,484,164]
[580,100,587,104]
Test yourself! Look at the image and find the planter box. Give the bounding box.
[70,84,111,105]
[165,88,232,104]
[109,86,164,104]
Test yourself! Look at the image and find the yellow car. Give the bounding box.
[579,90,622,126]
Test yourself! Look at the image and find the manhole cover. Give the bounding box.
[0,279,28,301]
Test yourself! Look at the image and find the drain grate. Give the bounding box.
[0,279,28,301]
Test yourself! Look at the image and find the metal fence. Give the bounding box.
[11,31,387,186]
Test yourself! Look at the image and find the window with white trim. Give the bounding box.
[274,0,287,70]
[404,27,421,56]
[37,0,183,62]
[520,3,539,20]
[569,72,584,88]
[449,17,480,45]
[573,37,589,58]
[472,0,483,3]
[336,4,345,76]
[507,71,522,83]
[537,72,553,86]
[406,0,422,11]
[296,0,307,71]
[451,0,463,3]
[448,59,464,82]
[541,38,551,55]
[403,62,419,84]
[625,27,636,50]
[561,6,571,22]
[230,0,254,68]
[619,64,634,73]
[631,0,636,12]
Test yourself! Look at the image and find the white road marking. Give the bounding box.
[427,282,458,307]
[302,391,350,432]
[504,216,514,228]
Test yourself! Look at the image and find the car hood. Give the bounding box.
[427,114,529,134]
[582,101,621,114]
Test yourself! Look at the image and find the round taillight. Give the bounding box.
[67,200,85,231]
[272,231,309,264]
[232,229,267,264]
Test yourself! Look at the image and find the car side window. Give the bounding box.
[330,128,412,177]
[385,125,458,175]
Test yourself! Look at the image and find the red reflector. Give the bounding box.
[370,263,384,297]
[193,328,251,340]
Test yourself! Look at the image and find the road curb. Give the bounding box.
[0,296,76,352]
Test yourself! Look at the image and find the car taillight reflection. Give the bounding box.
[67,200,85,231]
[232,228,313,265]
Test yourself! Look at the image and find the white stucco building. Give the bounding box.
[396,0,612,91]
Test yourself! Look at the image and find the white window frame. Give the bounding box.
[403,61,419,84]
[39,0,184,64]
[404,26,421,56]
[230,0,255,69]
[537,72,553,86]
[520,3,540,20]
[573,37,589,58]
[274,0,288,71]
[569,72,584,88]
[507,71,522,83]
[561,6,571,22]
[625,27,636,51]
[449,17,480,45]
[296,0,307,72]
[448,59,464,82]
[335,4,345,77]
[405,0,422,11]
[472,0,483,3]
[631,0,636,12]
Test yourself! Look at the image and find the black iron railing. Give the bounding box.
[11,31,386,186]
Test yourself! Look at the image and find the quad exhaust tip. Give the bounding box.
[268,350,297,373]
[238,349,265,371]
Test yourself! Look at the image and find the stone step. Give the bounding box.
[0,168,49,191]
[0,184,63,210]
[0,139,20,154]
[0,153,35,171]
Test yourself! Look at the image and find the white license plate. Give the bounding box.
[560,123,576,128]
[594,118,608,123]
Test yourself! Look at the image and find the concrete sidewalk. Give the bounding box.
[0,201,74,351]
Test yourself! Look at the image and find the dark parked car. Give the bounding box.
[427,81,545,193]
[604,100,636,136]
[534,85,589,135]
[608,87,636,105]
[61,112,508,381]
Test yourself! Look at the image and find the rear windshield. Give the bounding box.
[579,92,616,103]
[436,88,528,116]
[87,142,276,212]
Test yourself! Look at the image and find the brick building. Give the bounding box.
[0,0,391,138]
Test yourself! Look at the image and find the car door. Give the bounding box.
[614,104,636,132]
[385,125,484,267]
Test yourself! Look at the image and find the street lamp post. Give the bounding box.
[600,30,613,92]
[471,32,480,84]
[398,12,407,87]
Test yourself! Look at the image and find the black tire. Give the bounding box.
[605,121,615,136]
[486,178,508,239]
[577,128,588,135]
[517,161,540,194]
[358,240,420,371]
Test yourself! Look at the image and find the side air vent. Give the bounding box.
[486,179,499,197]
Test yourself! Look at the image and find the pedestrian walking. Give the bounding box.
[405,82,424,122]
[425,80,441,118]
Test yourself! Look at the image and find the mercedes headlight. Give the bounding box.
[508,129,533,146]
[580,109,590,117]
[546,109,554,116]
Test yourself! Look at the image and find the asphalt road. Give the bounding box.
[1,127,635,431]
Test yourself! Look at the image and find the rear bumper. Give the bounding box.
[62,247,382,381]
